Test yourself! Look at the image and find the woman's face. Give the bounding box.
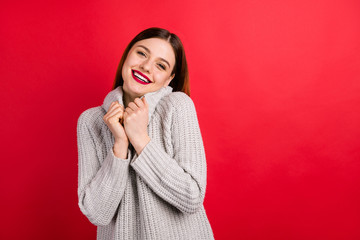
[122,38,176,98]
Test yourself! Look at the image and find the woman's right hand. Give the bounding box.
[103,101,128,143]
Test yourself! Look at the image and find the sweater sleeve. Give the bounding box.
[77,110,131,226]
[130,93,207,214]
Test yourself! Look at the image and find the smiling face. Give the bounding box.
[121,38,176,99]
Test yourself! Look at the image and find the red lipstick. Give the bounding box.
[132,70,152,85]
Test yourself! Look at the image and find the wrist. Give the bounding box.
[132,135,150,155]
[113,141,129,159]
[114,137,128,145]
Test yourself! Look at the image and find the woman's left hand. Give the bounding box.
[124,97,151,154]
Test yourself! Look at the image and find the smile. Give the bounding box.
[132,70,152,85]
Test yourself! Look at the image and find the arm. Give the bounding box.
[77,110,131,226]
[130,94,207,214]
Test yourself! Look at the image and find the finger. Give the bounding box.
[107,114,122,124]
[104,106,123,121]
[134,97,144,108]
[123,109,131,124]
[109,101,118,108]
[107,108,124,121]
[108,101,119,113]
[123,111,128,123]
[125,107,134,115]
[127,102,138,111]
[142,96,148,108]
[106,102,115,115]
[106,105,123,117]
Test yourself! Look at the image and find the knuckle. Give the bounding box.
[108,117,117,124]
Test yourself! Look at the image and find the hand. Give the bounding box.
[103,101,128,144]
[124,97,150,154]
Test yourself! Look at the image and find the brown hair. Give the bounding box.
[112,27,190,96]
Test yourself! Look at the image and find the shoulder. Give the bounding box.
[77,106,105,128]
[157,92,198,122]
[160,91,196,112]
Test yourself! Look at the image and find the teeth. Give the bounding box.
[134,71,150,83]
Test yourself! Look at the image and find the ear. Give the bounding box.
[164,74,175,87]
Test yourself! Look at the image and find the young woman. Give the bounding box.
[77,27,214,240]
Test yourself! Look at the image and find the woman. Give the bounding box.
[77,27,214,240]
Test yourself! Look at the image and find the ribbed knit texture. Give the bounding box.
[77,86,214,240]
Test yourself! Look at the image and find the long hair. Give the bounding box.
[112,27,190,96]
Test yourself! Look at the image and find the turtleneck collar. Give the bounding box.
[102,86,173,124]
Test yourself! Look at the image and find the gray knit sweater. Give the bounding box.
[77,86,214,240]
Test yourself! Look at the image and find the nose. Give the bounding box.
[139,59,151,73]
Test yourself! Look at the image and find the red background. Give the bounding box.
[1,0,359,239]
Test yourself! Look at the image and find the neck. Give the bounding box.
[123,90,139,108]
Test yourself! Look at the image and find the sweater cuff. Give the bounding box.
[130,140,173,183]
[98,147,132,185]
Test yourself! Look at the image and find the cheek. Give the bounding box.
[122,57,137,76]
[123,54,138,68]
[154,72,171,84]
[121,62,129,78]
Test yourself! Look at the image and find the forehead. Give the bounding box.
[133,38,175,64]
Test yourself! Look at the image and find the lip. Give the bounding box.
[131,69,152,85]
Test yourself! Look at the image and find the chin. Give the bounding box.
[123,84,145,97]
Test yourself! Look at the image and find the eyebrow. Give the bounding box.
[137,45,171,68]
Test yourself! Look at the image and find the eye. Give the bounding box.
[137,51,146,57]
[157,63,166,70]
